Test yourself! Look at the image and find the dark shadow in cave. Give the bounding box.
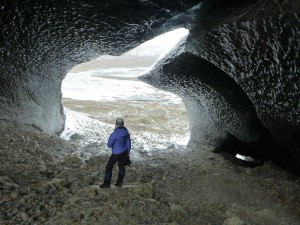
[214,131,300,176]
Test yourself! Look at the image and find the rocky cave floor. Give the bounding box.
[0,125,300,225]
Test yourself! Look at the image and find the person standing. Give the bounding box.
[100,118,131,188]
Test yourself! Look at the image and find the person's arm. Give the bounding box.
[126,134,131,155]
[107,132,115,148]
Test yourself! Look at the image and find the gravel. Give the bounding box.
[0,112,299,224]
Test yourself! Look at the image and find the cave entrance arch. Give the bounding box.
[60,28,190,157]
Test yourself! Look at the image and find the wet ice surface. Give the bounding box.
[60,28,190,161]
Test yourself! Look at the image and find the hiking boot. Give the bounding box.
[115,180,123,187]
[100,181,110,188]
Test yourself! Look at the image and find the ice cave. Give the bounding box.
[0,1,300,224]
[1,0,299,165]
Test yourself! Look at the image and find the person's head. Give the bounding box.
[115,118,124,128]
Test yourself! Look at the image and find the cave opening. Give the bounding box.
[60,28,190,159]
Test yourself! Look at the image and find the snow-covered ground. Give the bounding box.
[60,28,190,160]
[62,72,183,103]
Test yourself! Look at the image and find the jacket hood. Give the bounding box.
[114,127,129,136]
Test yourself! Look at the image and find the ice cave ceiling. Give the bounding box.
[0,0,299,165]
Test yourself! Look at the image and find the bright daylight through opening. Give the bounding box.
[60,28,190,159]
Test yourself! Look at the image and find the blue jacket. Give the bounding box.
[107,127,131,155]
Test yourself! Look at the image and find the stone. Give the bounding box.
[20,212,29,221]
[127,183,154,198]
[255,208,289,225]
[70,133,84,141]
[85,156,102,168]
[83,185,100,198]
[0,176,19,190]
[170,204,185,213]
[224,203,290,225]
[46,178,69,189]
[33,141,40,148]
[62,155,82,166]
[10,191,18,199]
[223,217,248,225]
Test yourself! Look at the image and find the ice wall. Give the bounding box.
[0,0,198,134]
[143,0,300,162]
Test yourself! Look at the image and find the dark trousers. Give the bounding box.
[104,151,128,182]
